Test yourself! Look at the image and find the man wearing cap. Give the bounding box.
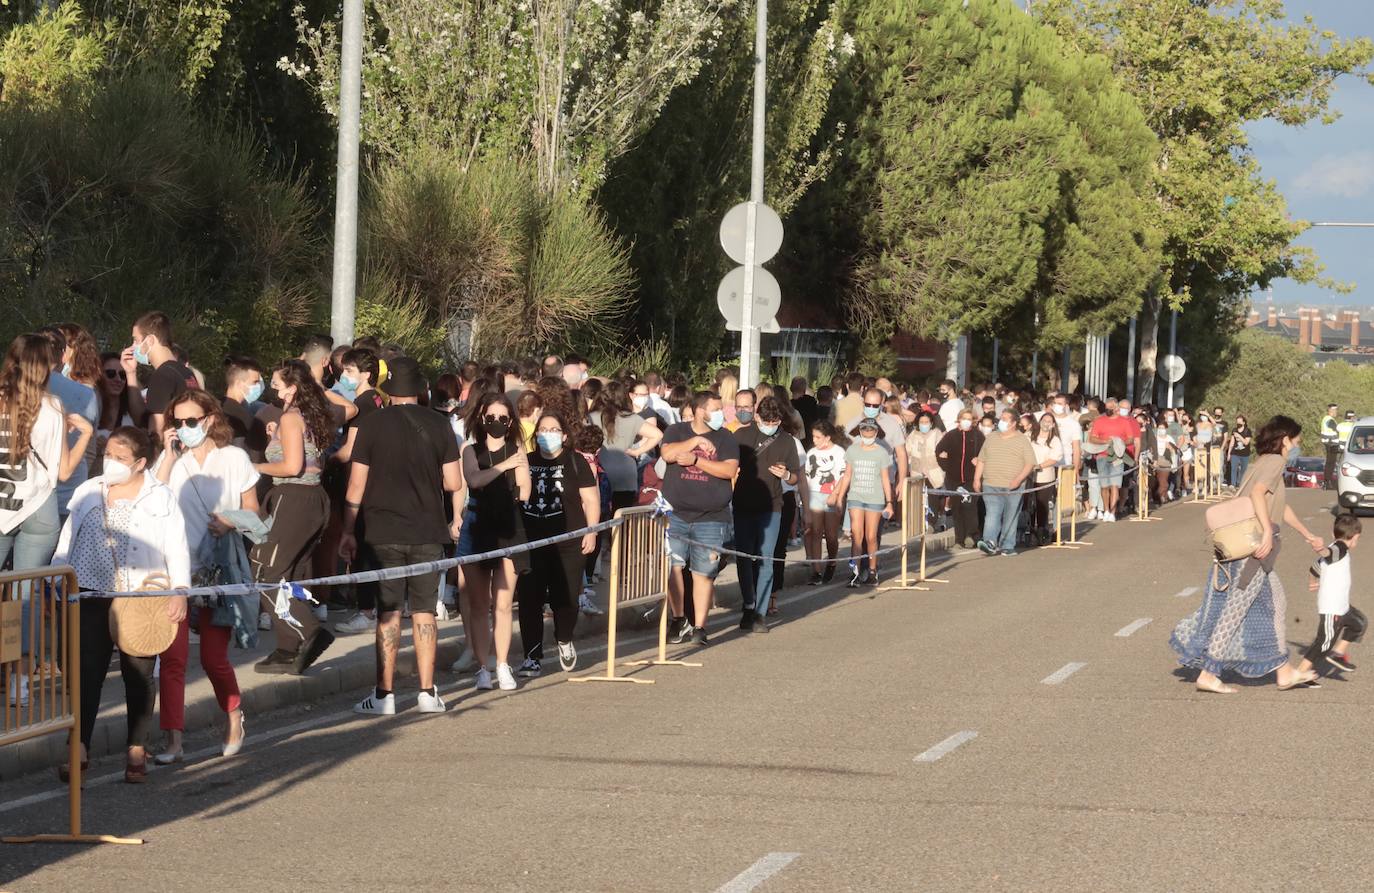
[341,357,466,716]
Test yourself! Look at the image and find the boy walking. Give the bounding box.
[1298,514,1364,677]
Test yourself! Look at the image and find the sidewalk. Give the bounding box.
[1,523,948,780]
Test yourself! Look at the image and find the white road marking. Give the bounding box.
[1114,618,1153,638]
[1174,586,1200,599]
[1041,662,1088,685]
[716,853,802,893]
[914,730,978,763]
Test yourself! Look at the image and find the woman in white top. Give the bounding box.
[1029,413,1061,545]
[53,426,189,783]
[0,333,93,706]
[153,391,259,762]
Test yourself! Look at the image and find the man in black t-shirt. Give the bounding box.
[121,310,198,435]
[791,376,820,444]
[731,396,801,633]
[660,391,740,646]
[341,357,464,717]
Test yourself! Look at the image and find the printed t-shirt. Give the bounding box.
[844,443,892,506]
[660,422,738,524]
[523,449,596,542]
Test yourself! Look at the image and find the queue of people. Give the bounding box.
[6,312,1359,784]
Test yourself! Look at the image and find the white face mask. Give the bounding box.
[860,435,877,446]
[1118,408,1130,417]
[980,425,994,435]
[958,418,972,431]
[104,460,136,485]
[996,420,1010,433]
[631,395,649,411]
[1052,404,1066,415]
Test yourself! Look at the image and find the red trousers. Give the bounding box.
[159,614,241,731]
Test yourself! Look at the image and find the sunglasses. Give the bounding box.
[103,369,122,379]
[483,413,509,423]
[173,414,207,428]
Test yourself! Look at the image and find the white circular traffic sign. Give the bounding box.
[719,202,784,265]
[717,265,782,330]
[1160,354,1187,384]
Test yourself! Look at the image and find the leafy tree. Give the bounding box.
[597,0,853,366]
[837,0,1161,375]
[1034,0,1374,402]
[0,6,321,372]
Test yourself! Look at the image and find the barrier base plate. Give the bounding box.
[881,584,930,592]
[623,659,703,668]
[568,674,653,685]
[3,834,144,846]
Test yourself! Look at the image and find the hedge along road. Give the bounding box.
[2,488,1362,892]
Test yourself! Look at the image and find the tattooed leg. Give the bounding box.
[377,612,403,691]
[412,614,438,691]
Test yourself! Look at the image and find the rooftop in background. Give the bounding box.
[1245,305,1374,366]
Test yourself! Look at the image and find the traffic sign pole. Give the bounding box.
[740,0,767,388]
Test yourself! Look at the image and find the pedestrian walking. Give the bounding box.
[1295,513,1363,677]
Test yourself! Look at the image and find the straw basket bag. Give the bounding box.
[1205,496,1264,562]
[108,573,178,658]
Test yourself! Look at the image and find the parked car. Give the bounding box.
[1285,456,1327,489]
[1337,420,1374,514]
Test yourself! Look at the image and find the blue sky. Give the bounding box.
[1247,2,1374,306]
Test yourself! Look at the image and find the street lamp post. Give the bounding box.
[329,0,364,346]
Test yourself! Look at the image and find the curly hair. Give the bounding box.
[536,376,580,431]
[276,359,335,452]
[56,323,102,386]
[0,334,54,465]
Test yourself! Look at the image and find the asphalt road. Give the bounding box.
[3,488,1368,892]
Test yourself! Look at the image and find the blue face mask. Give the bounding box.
[245,381,265,404]
[132,337,151,366]
[177,424,208,449]
[60,362,72,378]
[736,409,754,425]
[996,420,1010,433]
[332,376,358,399]
[758,423,779,437]
[707,410,726,431]
[537,432,563,453]
[863,406,881,419]
[918,422,931,433]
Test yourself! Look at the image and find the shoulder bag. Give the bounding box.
[103,499,178,657]
[1204,494,1264,562]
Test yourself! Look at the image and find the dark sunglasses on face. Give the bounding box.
[103,369,122,379]
[483,413,508,424]
[173,414,207,428]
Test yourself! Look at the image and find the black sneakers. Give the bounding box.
[749,613,769,634]
[292,628,335,675]
[669,616,694,644]
[691,627,709,646]
[1327,652,1357,673]
[822,565,835,584]
[739,612,754,632]
[808,573,824,586]
[253,650,295,675]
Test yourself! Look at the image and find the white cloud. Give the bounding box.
[1294,151,1374,199]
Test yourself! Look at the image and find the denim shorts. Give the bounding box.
[1099,460,1124,487]
[807,491,835,514]
[848,500,885,513]
[455,507,476,557]
[667,516,732,580]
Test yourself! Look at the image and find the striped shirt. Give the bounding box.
[977,432,1035,489]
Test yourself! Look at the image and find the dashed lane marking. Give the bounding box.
[914,731,979,763]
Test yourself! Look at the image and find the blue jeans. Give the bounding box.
[667,516,732,580]
[0,492,62,655]
[733,511,782,615]
[981,486,1023,552]
[1230,454,1249,486]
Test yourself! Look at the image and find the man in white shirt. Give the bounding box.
[1050,392,1082,472]
[936,379,964,432]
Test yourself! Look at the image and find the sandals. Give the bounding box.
[124,758,149,784]
[1277,670,1318,691]
[1195,678,1237,694]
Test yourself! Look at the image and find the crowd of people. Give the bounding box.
[1,312,1358,783]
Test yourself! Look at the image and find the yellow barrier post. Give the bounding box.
[1047,468,1091,548]
[571,507,699,684]
[885,477,941,592]
[1131,460,1161,523]
[2,568,142,846]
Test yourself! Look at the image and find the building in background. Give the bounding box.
[1246,304,1374,366]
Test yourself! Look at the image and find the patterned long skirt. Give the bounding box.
[1170,542,1290,678]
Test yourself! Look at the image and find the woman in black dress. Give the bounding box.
[461,393,530,692]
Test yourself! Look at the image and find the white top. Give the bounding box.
[1053,414,1082,467]
[937,397,965,432]
[804,444,846,495]
[54,472,191,589]
[169,445,260,567]
[1031,438,1059,484]
[0,396,64,535]
[1315,540,1352,616]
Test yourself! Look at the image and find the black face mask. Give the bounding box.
[485,416,511,438]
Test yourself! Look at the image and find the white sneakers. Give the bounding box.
[354,687,446,715]
[1103,512,1116,523]
[354,688,396,716]
[335,611,376,635]
[578,589,605,616]
[417,688,447,714]
[557,641,577,672]
[496,663,518,691]
[451,646,476,674]
[1084,508,1099,520]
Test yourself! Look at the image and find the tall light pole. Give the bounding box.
[329,0,364,347]
[737,0,768,387]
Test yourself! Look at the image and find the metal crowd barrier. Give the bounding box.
[1,566,142,846]
[571,506,698,685]
[890,477,946,591]
[1047,467,1092,549]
